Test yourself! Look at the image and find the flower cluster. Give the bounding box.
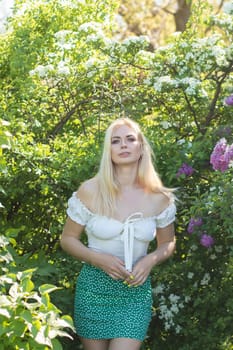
[187,217,203,233]
[200,234,214,248]
[176,163,194,177]
[225,94,233,106]
[187,218,214,248]
[153,285,184,334]
[210,138,233,172]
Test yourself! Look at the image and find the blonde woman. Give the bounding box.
[61,118,176,350]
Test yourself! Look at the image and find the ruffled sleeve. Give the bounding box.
[67,192,92,226]
[155,202,176,228]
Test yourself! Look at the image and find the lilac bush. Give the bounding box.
[176,163,194,177]
[210,138,233,172]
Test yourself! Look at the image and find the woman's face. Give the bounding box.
[111,124,142,165]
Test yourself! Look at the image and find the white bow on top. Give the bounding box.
[120,212,143,272]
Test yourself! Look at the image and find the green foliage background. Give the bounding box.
[0,0,233,349]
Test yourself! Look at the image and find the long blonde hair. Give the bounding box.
[95,118,173,215]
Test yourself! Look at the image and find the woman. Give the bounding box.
[61,118,176,350]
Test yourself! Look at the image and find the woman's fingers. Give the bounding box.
[102,255,130,280]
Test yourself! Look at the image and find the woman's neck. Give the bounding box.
[114,164,139,188]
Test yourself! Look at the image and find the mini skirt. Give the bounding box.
[74,263,152,341]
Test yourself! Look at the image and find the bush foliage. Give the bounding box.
[0,0,233,349]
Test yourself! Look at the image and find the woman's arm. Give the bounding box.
[60,217,130,280]
[60,217,98,265]
[127,223,176,286]
[149,223,176,265]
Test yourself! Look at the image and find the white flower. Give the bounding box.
[160,121,171,129]
[210,254,217,260]
[123,35,149,46]
[79,22,102,33]
[154,75,178,92]
[175,325,182,334]
[57,61,70,76]
[54,30,73,41]
[29,64,54,78]
[214,245,223,253]
[164,322,172,330]
[188,272,194,279]
[170,304,179,314]
[86,71,95,78]
[185,86,197,95]
[153,284,165,295]
[212,46,228,66]
[85,58,96,68]
[169,294,180,303]
[185,295,191,303]
[177,139,186,145]
[185,52,194,60]
[143,78,152,85]
[86,34,101,43]
[200,273,210,286]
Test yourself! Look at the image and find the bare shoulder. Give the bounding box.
[150,191,173,213]
[76,177,98,208]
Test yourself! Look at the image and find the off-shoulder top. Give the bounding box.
[67,192,176,272]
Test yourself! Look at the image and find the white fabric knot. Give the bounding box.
[120,212,143,272]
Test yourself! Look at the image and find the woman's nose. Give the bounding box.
[121,139,127,147]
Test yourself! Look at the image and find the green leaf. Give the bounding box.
[38,284,60,295]
[34,325,52,347]
[0,308,11,318]
[20,310,33,324]
[51,338,63,350]
[21,277,34,293]
[0,296,11,307]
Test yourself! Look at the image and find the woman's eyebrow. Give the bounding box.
[111,134,135,139]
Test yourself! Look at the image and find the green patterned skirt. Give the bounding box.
[74,263,152,341]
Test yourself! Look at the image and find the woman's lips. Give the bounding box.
[119,152,130,157]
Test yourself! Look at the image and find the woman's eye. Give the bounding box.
[128,137,136,142]
[111,139,119,144]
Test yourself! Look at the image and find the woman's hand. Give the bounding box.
[125,224,176,287]
[125,254,154,287]
[94,253,131,281]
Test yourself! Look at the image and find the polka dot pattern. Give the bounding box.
[74,264,152,341]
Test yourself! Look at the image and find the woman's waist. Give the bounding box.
[88,241,147,265]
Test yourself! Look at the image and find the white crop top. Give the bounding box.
[67,192,176,272]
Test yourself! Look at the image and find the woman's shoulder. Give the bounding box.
[150,191,174,213]
[76,177,99,209]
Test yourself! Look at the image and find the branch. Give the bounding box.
[205,60,233,126]
[47,99,91,139]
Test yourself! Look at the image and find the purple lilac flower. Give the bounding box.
[176,163,194,177]
[200,234,214,248]
[210,138,233,172]
[224,144,233,164]
[187,217,203,234]
[225,94,233,106]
